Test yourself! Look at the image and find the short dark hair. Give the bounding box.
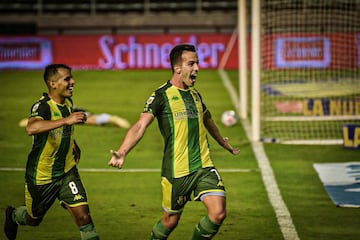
[43,63,71,85]
[169,44,196,72]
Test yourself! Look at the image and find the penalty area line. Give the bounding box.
[217,66,300,240]
[0,167,256,173]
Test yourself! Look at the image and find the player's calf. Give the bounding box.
[192,215,222,240]
[150,219,173,240]
[80,222,100,240]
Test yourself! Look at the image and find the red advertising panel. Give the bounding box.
[0,37,52,69]
[0,34,238,70]
[0,33,359,70]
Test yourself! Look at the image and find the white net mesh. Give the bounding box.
[259,0,360,143]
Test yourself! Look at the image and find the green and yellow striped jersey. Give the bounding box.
[26,93,77,185]
[144,81,214,179]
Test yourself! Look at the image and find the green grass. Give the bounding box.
[1,69,359,239]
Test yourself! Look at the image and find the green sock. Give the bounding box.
[150,219,172,240]
[192,215,221,240]
[14,206,27,225]
[80,222,100,240]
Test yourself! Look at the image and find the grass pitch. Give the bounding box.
[1,69,359,239]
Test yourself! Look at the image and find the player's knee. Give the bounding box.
[167,219,179,230]
[219,209,227,222]
[163,217,179,230]
[76,213,92,226]
[210,209,226,224]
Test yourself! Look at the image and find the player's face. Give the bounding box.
[51,68,75,99]
[180,51,199,89]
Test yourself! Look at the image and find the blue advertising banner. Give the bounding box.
[314,162,360,207]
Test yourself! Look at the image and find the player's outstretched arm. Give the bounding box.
[203,110,240,155]
[108,113,154,169]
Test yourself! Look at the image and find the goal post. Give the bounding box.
[242,0,360,144]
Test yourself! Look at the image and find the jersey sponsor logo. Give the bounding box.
[49,128,63,139]
[49,127,73,139]
[174,111,188,120]
[174,110,199,120]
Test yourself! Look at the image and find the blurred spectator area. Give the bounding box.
[0,0,238,35]
[1,0,358,35]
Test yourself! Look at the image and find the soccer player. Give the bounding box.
[4,64,100,240]
[108,44,240,239]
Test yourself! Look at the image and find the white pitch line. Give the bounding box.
[0,167,256,173]
[218,69,300,240]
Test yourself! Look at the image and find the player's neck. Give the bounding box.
[48,92,65,105]
[170,77,189,90]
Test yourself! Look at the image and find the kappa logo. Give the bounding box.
[172,96,179,101]
[217,180,225,187]
[73,194,84,201]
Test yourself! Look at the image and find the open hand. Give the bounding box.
[108,150,125,169]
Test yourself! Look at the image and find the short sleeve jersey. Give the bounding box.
[26,93,77,185]
[143,81,214,179]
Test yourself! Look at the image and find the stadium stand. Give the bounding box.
[0,0,38,14]
[1,1,357,35]
[41,0,92,14]
[0,0,238,35]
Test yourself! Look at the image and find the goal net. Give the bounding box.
[259,0,360,144]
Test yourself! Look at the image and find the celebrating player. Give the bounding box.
[109,44,240,239]
[4,64,100,240]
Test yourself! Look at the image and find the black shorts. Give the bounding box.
[161,167,226,214]
[25,167,88,218]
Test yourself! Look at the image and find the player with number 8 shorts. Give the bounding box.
[4,64,100,240]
